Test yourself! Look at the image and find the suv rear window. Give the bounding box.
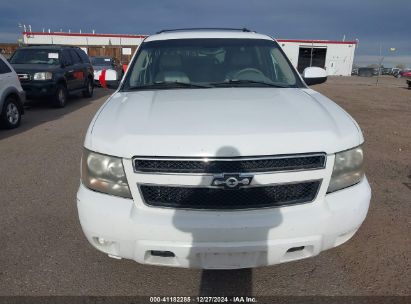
[69,49,82,64]
[91,57,113,65]
[61,50,73,66]
[76,49,90,64]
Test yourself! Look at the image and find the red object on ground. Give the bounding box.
[99,69,107,88]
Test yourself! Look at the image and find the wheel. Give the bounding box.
[0,95,22,129]
[53,84,68,108]
[82,77,94,98]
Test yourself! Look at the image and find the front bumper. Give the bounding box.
[76,177,371,269]
[21,81,56,98]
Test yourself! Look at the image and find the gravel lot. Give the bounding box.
[0,76,410,296]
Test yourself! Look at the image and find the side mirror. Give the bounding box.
[302,67,327,85]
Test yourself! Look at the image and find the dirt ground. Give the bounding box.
[0,75,410,297]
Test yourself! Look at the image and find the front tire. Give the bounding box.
[82,77,94,98]
[53,84,68,108]
[0,96,22,129]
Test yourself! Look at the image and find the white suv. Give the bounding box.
[77,29,371,269]
[0,54,25,129]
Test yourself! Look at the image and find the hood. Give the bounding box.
[11,64,59,74]
[86,88,362,158]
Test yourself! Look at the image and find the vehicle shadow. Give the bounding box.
[0,88,111,141]
[171,146,283,296]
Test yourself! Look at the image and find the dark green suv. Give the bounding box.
[10,45,94,107]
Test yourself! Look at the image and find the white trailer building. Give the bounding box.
[22,32,356,76]
[277,39,357,76]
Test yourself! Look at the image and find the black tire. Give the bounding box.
[82,77,94,98]
[53,84,68,108]
[0,95,22,129]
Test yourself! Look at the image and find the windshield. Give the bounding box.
[91,57,113,66]
[10,49,60,65]
[122,38,301,90]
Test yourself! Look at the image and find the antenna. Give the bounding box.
[28,25,32,32]
[80,29,82,34]
[43,28,45,33]
[92,29,95,34]
[18,23,24,33]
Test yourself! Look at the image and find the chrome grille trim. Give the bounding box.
[17,74,31,81]
[132,153,327,175]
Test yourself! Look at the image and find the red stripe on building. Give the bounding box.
[23,32,148,39]
[22,32,356,44]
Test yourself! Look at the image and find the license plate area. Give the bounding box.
[198,251,263,269]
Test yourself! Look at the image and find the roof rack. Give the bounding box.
[156,28,254,34]
[23,45,74,49]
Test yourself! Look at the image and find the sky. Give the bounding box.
[1,0,410,67]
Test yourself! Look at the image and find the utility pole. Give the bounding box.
[376,45,396,86]
[376,43,382,86]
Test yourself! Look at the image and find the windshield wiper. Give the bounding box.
[128,81,211,90]
[211,79,289,88]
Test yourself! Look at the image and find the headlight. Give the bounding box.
[81,149,132,198]
[33,72,52,81]
[327,145,364,193]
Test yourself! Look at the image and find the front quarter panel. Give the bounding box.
[302,88,364,145]
[83,94,115,150]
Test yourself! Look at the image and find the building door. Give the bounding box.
[297,47,327,73]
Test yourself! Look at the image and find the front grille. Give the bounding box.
[133,154,326,174]
[139,180,321,209]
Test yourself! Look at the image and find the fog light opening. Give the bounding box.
[93,236,112,247]
[287,246,305,253]
[150,250,175,258]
